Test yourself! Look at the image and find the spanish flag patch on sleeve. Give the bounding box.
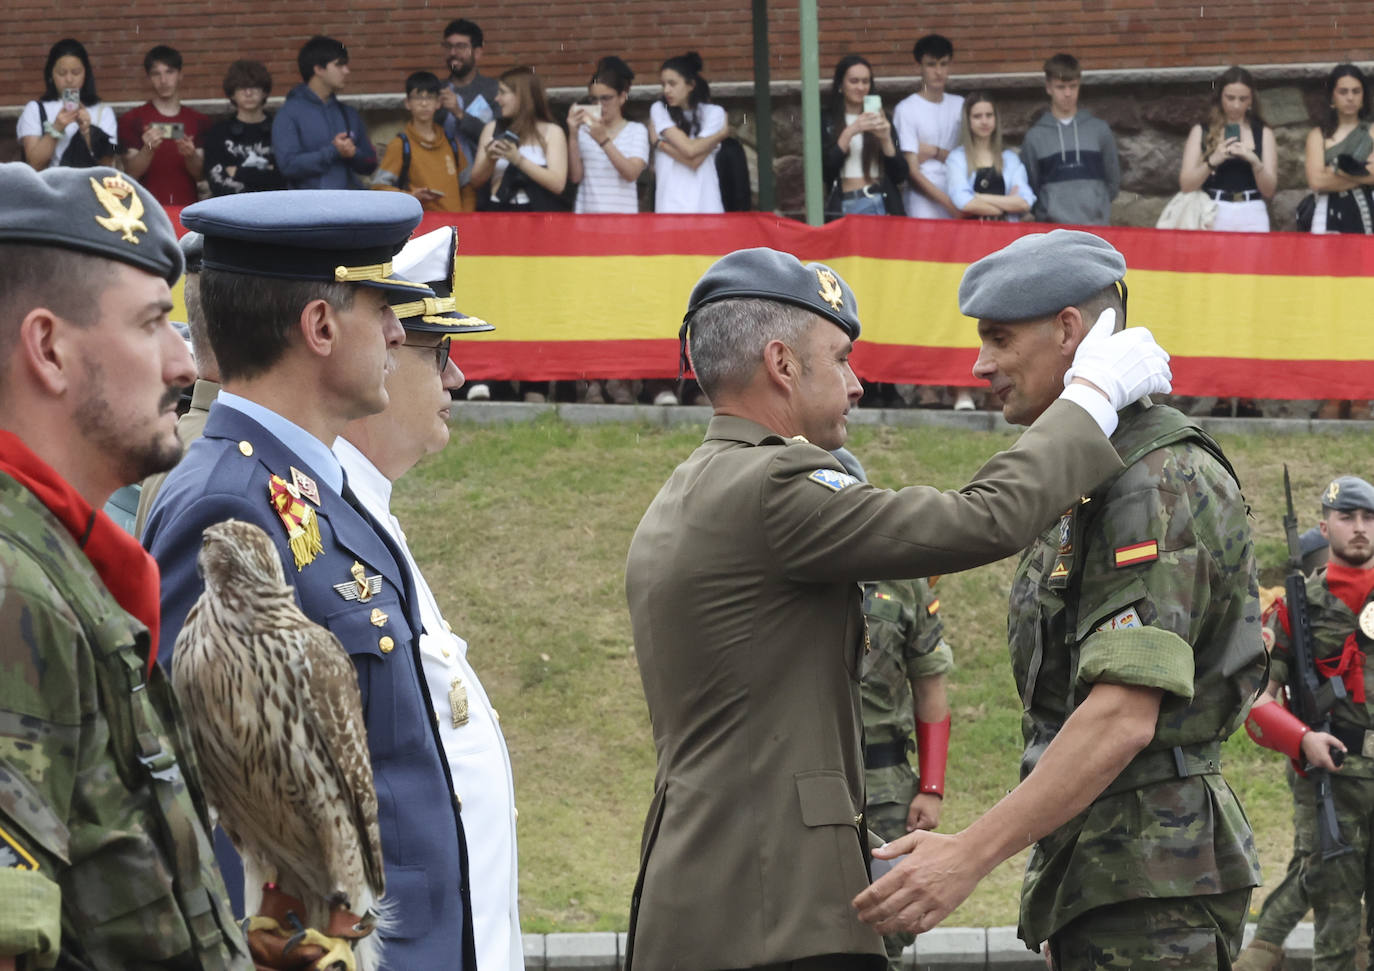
[1113,540,1159,568]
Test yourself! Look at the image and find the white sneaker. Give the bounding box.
[653,390,680,406]
[953,391,975,411]
[466,383,491,401]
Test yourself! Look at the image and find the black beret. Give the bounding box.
[181,189,432,297]
[685,247,861,339]
[1321,476,1374,513]
[0,163,184,284]
[959,229,1126,322]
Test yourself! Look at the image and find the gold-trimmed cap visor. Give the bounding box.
[387,293,494,334]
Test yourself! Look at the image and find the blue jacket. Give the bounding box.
[144,403,474,970]
[271,83,378,189]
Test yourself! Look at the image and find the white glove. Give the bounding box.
[1058,309,1172,436]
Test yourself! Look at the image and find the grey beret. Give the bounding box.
[0,162,184,284]
[1320,475,1374,513]
[830,447,868,483]
[958,229,1126,322]
[179,231,204,274]
[685,247,861,339]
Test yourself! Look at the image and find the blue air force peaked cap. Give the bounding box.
[1320,475,1374,513]
[180,190,432,297]
[388,226,494,335]
[685,247,861,339]
[0,163,183,284]
[179,230,204,274]
[959,229,1127,322]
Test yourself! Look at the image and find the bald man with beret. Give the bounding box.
[624,245,1174,971]
[856,230,1265,970]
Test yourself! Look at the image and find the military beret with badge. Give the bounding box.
[1321,475,1374,514]
[0,162,184,284]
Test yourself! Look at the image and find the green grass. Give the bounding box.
[393,415,1366,931]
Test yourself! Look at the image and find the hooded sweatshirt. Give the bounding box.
[271,83,378,189]
[1019,108,1119,225]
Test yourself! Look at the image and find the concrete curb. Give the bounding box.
[518,923,1317,970]
[450,400,1373,437]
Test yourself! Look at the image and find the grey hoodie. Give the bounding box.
[1019,108,1120,225]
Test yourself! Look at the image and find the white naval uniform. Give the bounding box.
[335,437,523,971]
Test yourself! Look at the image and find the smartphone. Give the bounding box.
[863,94,882,114]
[1224,122,1241,142]
[61,88,80,111]
[499,129,520,145]
[583,103,602,121]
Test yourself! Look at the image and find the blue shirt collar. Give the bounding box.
[215,391,344,495]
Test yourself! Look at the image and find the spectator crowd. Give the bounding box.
[16,25,1374,413]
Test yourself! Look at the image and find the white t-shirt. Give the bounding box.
[892,91,965,219]
[574,120,649,214]
[650,100,726,214]
[16,99,118,167]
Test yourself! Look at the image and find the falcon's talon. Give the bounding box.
[283,927,357,971]
[241,914,284,937]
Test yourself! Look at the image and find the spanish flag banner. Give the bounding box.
[175,208,1374,399]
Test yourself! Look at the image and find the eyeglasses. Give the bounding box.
[588,94,618,104]
[408,92,439,103]
[403,336,452,373]
[442,42,472,52]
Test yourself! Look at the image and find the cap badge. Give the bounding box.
[90,175,147,245]
[1327,480,1341,505]
[816,267,844,311]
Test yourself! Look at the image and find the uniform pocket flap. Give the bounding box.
[322,598,405,661]
[795,769,858,829]
[1074,576,1150,644]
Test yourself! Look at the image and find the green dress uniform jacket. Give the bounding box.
[624,399,1122,971]
[1006,400,1265,950]
[0,474,248,970]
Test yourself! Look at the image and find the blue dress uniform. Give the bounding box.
[143,191,474,970]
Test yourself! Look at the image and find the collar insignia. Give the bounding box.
[290,466,320,506]
[90,175,147,244]
[816,267,844,311]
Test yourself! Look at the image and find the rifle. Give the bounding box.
[1282,465,1353,861]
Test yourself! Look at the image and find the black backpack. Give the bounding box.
[715,136,752,212]
[396,131,468,191]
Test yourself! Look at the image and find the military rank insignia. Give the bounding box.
[927,599,940,615]
[268,473,324,569]
[1113,540,1159,568]
[0,823,38,871]
[808,468,859,491]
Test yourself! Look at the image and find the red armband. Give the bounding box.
[1245,700,1309,761]
[915,714,950,796]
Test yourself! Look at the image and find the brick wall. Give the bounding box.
[4,2,1373,106]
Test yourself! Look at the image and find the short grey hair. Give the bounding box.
[687,298,817,399]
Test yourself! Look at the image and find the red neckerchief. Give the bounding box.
[1316,562,1374,704]
[0,431,162,673]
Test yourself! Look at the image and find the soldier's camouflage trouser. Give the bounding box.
[1048,888,1251,970]
[1251,768,1309,949]
[866,764,918,971]
[1294,772,1374,970]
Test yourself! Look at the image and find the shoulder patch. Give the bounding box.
[1113,540,1159,568]
[1094,606,1144,633]
[808,468,859,492]
[0,824,38,870]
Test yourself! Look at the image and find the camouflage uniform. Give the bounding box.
[1266,568,1374,971]
[0,474,248,969]
[1007,400,1265,967]
[860,577,954,971]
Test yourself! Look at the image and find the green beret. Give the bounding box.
[685,247,861,339]
[0,163,184,285]
[958,229,1126,322]
[1320,475,1374,513]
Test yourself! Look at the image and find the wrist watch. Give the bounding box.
[43,121,63,139]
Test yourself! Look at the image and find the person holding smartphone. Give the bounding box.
[1303,63,1374,234]
[821,55,907,220]
[468,66,567,211]
[17,38,117,170]
[568,56,649,214]
[118,45,211,205]
[1178,65,1277,232]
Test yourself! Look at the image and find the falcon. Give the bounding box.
[173,519,387,971]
